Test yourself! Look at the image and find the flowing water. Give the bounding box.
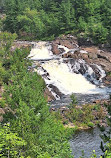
[28,41,111,100]
[28,41,111,158]
[70,127,107,158]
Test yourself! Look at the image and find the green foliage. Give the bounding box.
[2,0,111,44]
[86,21,108,44]
[66,96,94,125]
[0,123,27,158]
[37,152,51,158]
[56,94,95,128]
[0,32,17,84]
[88,122,94,128]
[70,94,78,105]
[0,18,3,31]
[17,8,45,39]
[0,31,17,51]
[0,62,5,85]
[98,97,111,157]
[0,32,72,158]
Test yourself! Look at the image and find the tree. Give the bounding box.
[0,123,27,158]
[59,0,75,31]
[17,8,45,39]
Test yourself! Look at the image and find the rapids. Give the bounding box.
[41,60,100,94]
[28,41,110,158]
[28,41,110,101]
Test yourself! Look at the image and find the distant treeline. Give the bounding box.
[1,0,111,44]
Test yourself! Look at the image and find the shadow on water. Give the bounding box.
[70,127,107,158]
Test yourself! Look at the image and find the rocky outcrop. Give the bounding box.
[13,35,111,98]
[44,87,55,102]
[52,43,60,55]
[11,41,36,51]
[52,35,78,55]
[61,42,111,87]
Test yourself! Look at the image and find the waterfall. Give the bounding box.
[40,60,101,94]
[28,41,54,60]
[67,59,106,86]
[28,41,109,101]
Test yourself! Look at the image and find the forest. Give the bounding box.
[0,0,111,158]
[0,0,111,45]
[0,32,74,158]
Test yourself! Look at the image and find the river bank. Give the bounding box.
[11,35,111,130]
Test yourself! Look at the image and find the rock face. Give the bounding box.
[52,35,78,55]
[81,46,111,86]
[52,43,60,55]
[57,37,111,87]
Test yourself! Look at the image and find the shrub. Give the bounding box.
[88,122,94,128]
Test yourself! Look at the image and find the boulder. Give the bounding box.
[81,46,99,54]
[52,43,60,55]
[59,40,75,49]
[44,87,55,102]
[88,53,98,59]
[97,51,111,63]
[48,84,63,98]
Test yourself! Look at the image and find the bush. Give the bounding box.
[88,122,94,128]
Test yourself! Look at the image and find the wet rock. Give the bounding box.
[48,84,63,98]
[53,39,60,45]
[59,40,75,49]
[78,64,86,75]
[104,76,111,87]
[59,47,65,54]
[52,43,60,55]
[97,51,111,63]
[81,53,88,60]
[12,41,32,50]
[44,87,55,102]
[93,59,111,73]
[82,46,99,54]
[88,53,98,59]
[52,35,78,52]
[90,65,101,80]
[62,52,73,58]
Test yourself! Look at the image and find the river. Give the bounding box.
[28,41,110,158]
[70,127,106,158]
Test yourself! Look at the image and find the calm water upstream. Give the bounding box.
[70,127,107,158]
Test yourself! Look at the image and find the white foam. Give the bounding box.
[80,50,88,54]
[41,60,103,94]
[29,42,108,95]
[58,45,70,54]
[28,42,54,60]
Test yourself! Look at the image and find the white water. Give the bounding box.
[28,41,54,60]
[41,60,101,94]
[28,42,107,95]
[68,59,106,86]
[58,45,70,54]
